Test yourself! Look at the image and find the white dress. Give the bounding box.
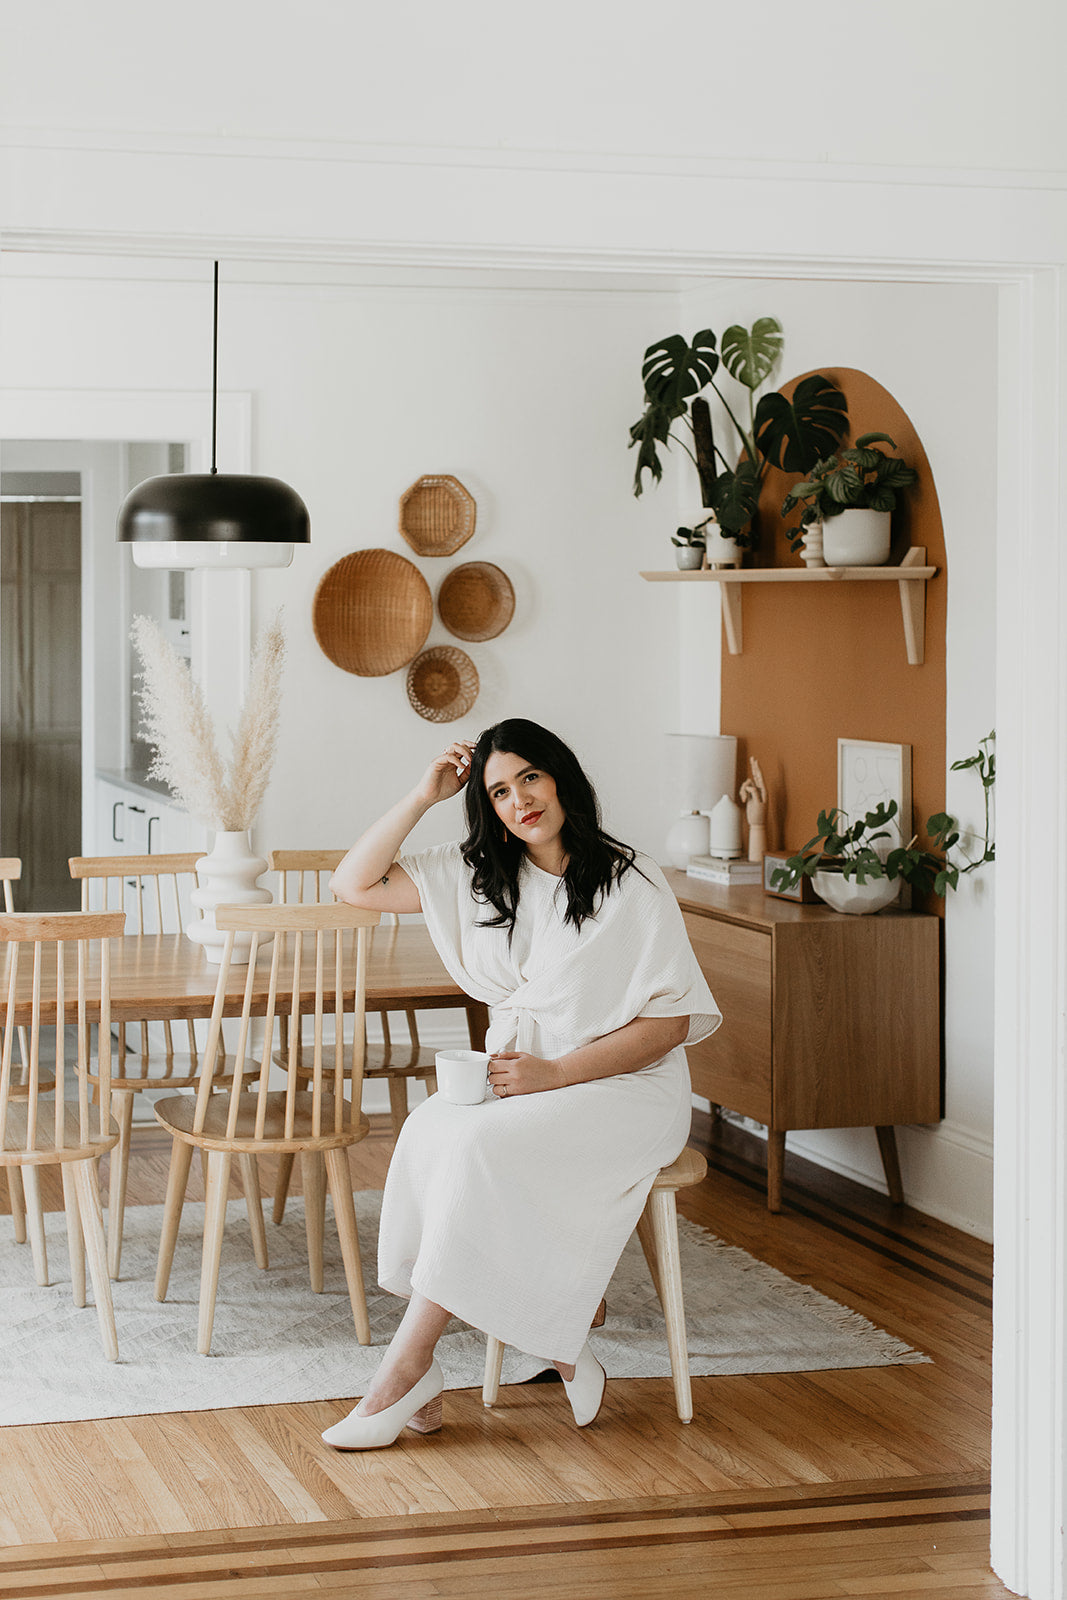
[377,844,721,1364]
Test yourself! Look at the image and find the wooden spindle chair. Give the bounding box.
[267,849,449,1224]
[67,854,258,1281]
[0,858,48,1278]
[0,910,126,1361]
[153,901,380,1354]
[482,1146,709,1423]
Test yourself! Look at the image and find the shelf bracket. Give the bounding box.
[721,582,743,655]
[898,546,927,666]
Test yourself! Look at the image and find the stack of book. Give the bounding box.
[685,854,763,886]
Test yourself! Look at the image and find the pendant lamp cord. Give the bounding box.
[210,260,219,476]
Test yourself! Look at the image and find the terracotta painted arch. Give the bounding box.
[719,367,947,899]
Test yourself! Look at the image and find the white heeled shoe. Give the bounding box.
[562,1342,606,1427]
[321,1360,445,1450]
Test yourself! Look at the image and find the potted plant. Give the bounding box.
[670,523,706,570]
[780,432,918,567]
[769,734,995,913]
[629,318,850,560]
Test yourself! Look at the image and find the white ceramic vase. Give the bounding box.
[822,508,892,568]
[799,514,826,568]
[699,510,743,569]
[187,829,272,964]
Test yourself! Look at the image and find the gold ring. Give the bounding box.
[500,1085,508,1098]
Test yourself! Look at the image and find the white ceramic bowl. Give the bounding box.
[812,870,901,915]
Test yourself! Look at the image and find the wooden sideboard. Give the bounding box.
[668,870,942,1211]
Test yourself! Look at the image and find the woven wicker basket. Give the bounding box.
[406,645,479,723]
[437,561,515,642]
[399,475,476,557]
[313,549,432,677]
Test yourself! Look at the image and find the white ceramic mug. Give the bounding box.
[435,1049,491,1105]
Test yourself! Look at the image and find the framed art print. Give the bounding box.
[837,739,912,857]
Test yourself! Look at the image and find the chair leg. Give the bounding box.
[7,1168,27,1244]
[647,1186,694,1424]
[155,1138,194,1301]
[301,1151,326,1293]
[238,1154,269,1270]
[21,1165,49,1286]
[634,1205,663,1305]
[107,1089,135,1280]
[482,1335,505,1407]
[72,1159,119,1363]
[61,1164,86,1308]
[272,1151,295,1224]
[198,1150,232,1355]
[324,1148,370,1345]
[386,1076,410,1141]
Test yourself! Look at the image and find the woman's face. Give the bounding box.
[483,749,567,866]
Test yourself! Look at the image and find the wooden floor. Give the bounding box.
[0,1111,1010,1599]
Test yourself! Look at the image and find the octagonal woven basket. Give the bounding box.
[399,474,477,557]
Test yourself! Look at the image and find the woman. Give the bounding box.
[322,719,720,1450]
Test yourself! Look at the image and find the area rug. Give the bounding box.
[0,1192,926,1425]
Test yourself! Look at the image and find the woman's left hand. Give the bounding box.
[488,1052,565,1098]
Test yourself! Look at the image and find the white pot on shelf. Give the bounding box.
[186,829,273,964]
[698,510,743,569]
[812,869,900,915]
[822,508,892,567]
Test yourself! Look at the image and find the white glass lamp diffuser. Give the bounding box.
[665,734,738,868]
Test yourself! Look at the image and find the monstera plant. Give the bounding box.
[628,317,850,550]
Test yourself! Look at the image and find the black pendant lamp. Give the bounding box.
[117,262,310,569]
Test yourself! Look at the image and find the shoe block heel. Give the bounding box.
[591,1298,606,1329]
[406,1394,443,1434]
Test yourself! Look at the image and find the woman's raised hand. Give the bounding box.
[416,741,476,807]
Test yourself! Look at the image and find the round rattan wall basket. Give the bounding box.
[437,561,515,642]
[406,645,479,723]
[399,474,476,557]
[313,549,433,677]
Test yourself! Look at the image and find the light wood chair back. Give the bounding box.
[153,900,381,1354]
[481,1145,709,1424]
[268,848,440,1160]
[68,853,219,1279]
[0,910,126,1360]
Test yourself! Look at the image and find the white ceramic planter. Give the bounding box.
[822,508,892,567]
[698,510,743,569]
[187,829,273,964]
[812,869,900,915]
[674,545,704,570]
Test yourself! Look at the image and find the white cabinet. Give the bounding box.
[93,773,207,861]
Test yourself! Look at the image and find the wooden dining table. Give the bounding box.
[1,921,489,1046]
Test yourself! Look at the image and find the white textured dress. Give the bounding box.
[377,844,721,1364]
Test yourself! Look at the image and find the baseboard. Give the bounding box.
[692,1097,994,1242]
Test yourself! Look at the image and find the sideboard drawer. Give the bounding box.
[682,911,772,1123]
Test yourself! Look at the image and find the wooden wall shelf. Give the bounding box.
[641,546,939,665]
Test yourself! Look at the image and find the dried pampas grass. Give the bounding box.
[131,611,286,831]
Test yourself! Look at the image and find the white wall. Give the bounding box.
[3,0,1064,175]
[0,262,681,859]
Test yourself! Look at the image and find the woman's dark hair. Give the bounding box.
[460,718,641,936]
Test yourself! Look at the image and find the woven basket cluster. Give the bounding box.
[314,477,514,719]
